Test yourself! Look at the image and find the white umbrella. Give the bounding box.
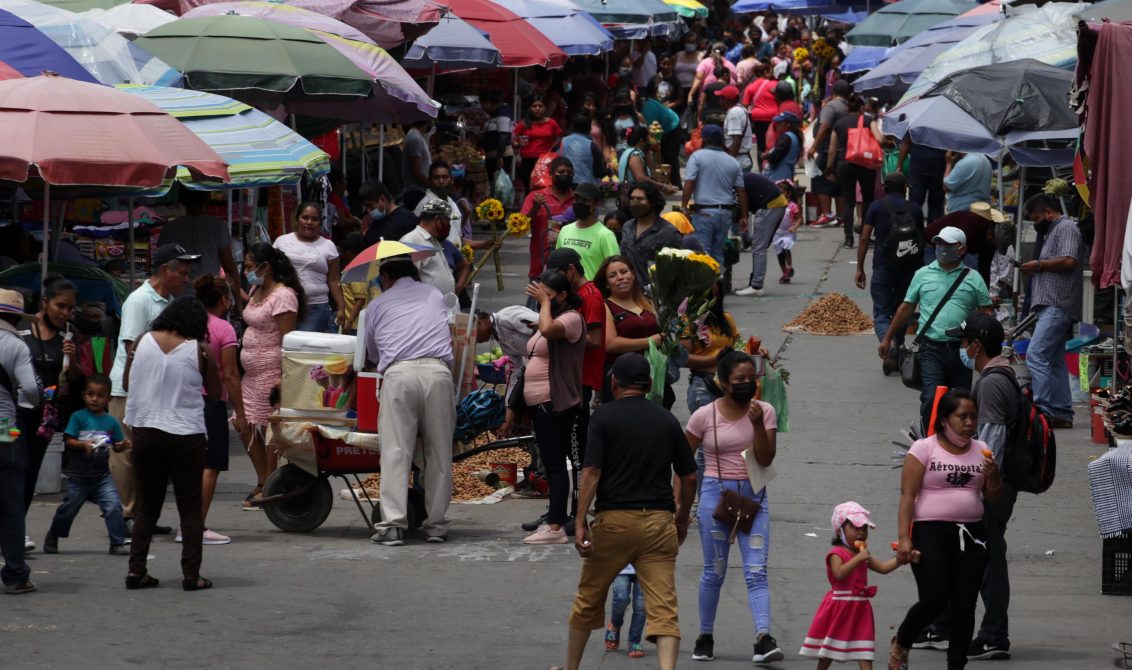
[82,3,175,39]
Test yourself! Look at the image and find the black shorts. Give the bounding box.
[811,173,840,197]
[203,398,230,471]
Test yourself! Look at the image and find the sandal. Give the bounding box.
[182,577,213,591]
[242,484,265,510]
[889,637,909,670]
[125,573,160,590]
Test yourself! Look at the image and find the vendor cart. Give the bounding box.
[256,422,534,533]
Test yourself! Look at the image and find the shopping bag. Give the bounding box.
[845,115,883,170]
[529,152,558,190]
[760,366,789,432]
[683,124,703,155]
[493,169,515,209]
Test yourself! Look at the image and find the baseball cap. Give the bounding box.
[0,289,36,321]
[714,85,740,100]
[931,226,966,246]
[419,198,453,219]
[611,353,651,388]
[573,182,599,201]
[152,243,201,268]
[831,501,876,533]
[772,110,800,124]
[545,247,583,273]
[945,311,1004,343]
[701,124,724,143]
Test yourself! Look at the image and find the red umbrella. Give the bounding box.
[0,60,22,80]
[0,74,229,187]
[440,0,568,68]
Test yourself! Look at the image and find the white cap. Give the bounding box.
[932,226,966,246]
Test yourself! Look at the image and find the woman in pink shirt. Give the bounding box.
[891,389,1003,670]
[686,45,738,117]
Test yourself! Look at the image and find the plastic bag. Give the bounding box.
[760,366,789,433]
[529,152,558,190]
[493,169,515,209]
[882,147,909,176]
[804,157,820,179]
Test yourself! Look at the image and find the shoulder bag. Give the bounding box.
[845,114,883,170]
[899,268,971,390]
[710,403,761,544]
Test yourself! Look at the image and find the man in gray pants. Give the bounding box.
[736,172,788,297]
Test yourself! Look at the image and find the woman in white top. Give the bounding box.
[674,33,704,90]
[123,297,221,592]
[273,202,345,333]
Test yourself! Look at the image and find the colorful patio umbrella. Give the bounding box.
[662,0,708,19]
[442,0,568,68]
[3,0,181,85]
[118,84,331,190]
[846,0,977,46]
[733,0,858,16]
[0,59,22,79]
[82,3,176,38]
[178,0,442,49]
[34,0,129,10]
[559,0,683,39]
[0,8,98,82]
[402,14,502,70]
[341,240,438,283]
[490,0,614,57]
[183,1,372,41]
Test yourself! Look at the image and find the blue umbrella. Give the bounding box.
[491,0,614,56]
[0,9,98,82]
[402,14,501,70]
[820,9,869,24]
[564,0,682,39]
[734,0,850,14]
[854,13,999,97]
[841,45,889,73]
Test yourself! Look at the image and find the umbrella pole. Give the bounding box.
[378,125,385,183]
[428,64,436,97]
[127,197,136,287]
[511,70,519,183]
[340,127,346,178]
[40,182,50,286]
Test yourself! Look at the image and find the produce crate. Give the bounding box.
[1103,532,1132,595]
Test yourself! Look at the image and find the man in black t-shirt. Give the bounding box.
[561,354,697,670]
[358,181,419,248]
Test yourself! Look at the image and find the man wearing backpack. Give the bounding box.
[912,313,1021,660]
[857,173,924,375]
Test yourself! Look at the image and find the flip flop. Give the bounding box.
[125,573,160,590]
[182,577,213,592]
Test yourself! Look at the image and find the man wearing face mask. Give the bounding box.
[631,39,657,90]
[358,181,418,248]
[400,199,456,297]
[414,161,464,249]
[364,260,455,546]
[879,227,993,433]
[556,183,620,280]
[1018,194,1082,428]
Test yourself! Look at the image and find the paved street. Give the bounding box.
[6,223,1130,670]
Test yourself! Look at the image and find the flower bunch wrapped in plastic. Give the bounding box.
[475,198,505,222]
[643,248,720,403]
[506,212,531,237]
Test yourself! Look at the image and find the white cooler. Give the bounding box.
[280,331,357,419]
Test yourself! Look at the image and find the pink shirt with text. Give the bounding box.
[907,435,987,522]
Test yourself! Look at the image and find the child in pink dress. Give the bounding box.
[799,502,908,669]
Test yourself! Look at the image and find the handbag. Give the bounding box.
[899,268,971,391]
[709,404,762,544]
[845,114,883,170]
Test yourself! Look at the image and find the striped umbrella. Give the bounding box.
[117,84,331,190]
[662,0,708,19]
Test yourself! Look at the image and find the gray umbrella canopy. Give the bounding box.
[846,0,977,47]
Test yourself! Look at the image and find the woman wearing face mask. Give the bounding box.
[611,92,643,155]
[520,270,586,545]
[239,244,304,508]
[617,128,678,209]
[273,202,345,332]
[609,55,636,92]
[684,349,784,665]
[675,34,704,92]
[891,389,1001,670]
[513,95,562,194]
[619,183,683,282]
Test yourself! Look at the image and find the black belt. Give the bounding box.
[921,339,962,349]
[696,204,734,210]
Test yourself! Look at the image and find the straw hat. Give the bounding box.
[0,289,37,322]
[970,201,1007,223]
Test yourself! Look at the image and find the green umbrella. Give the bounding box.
[846,0,977,47]
[35,0,129,11]
[135,14,374,98]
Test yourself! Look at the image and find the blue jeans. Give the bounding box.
[908,172,945,224]
[1028,305,1075,422]
[747,208,786,290]
[870,263,915,345]
[918,342,973,433]
[297,301,332,333]
[697,477,771,636]
[0,431,29,586]
[49,472,127,547]
[610,573,646,644]
[693,208,733,268]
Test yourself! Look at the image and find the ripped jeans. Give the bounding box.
[697,477,771,636]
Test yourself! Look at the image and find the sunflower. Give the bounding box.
[475,198,505,222]
[506,213,531,237]
[793,47,809,63]
[688,252,721,273]
[461,243,474,263]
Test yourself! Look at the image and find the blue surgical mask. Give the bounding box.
[959,344,975,370]
[936,244,963,264]
[245,263,265,287]
[370,207,386,221]
[563,81,573,93]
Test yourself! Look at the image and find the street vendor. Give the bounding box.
[400,200,456,298]
[365,259,455,547]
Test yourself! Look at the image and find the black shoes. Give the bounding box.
[912,629,949,650]
[43,532,58,554]
[521,512,549,532]
[753,634,784,664]
[692,634,714,661]
[968,638,1011,660]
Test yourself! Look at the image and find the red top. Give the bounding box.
[514,118,562,159]
[577,281,606,390]
[521,187,574,279]
[766,100,803,146]
[605,300,659,364]
[742,78,779,123]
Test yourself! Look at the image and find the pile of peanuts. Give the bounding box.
[784,293,874,335]
[357,438,532,502]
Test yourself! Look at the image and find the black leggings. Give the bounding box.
[520,156,539,193]
[836,160,877,240]
[752,120,771,159]
[17,406,49,512]
[897,520,989,669]
[533,403,582,526]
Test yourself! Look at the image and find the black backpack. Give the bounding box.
[981,366,1056,494]
[882,198,923,271]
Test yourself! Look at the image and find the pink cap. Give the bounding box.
[832,501,876,532]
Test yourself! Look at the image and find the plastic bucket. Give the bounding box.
[1091,396,1108,444]
[35,436,63,495]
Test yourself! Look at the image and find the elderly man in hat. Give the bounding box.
[0,289,42,594]
[682,124,748,268]
[400,198,456,297]
[879,226,993,432]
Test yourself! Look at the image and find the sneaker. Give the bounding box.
[521,512,549,532]
[735,286,765,297]
[912,629,949,651]
[4,580,36,595]
[842,237,855,249]
[967,638,1011,660]
[692,634,714,661]
[124,519,134,535]
[24,536,35,552]
[778,273,790,284]
[108,544,129,556]
[203,529,231,545]
[42,532,58,554]
[371,527,404,546]
[424,534,446,544]
[628,643,645,658]
[810,214,835,227]
[522,523,568,545]
[753,634,784,664]
[154,525,173,535]
[606,622,621,650]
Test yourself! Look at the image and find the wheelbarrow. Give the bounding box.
[256,424,534,533]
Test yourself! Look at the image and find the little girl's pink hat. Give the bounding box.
[832,501,876,532]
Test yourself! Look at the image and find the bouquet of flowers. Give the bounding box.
[644,248,721,403]
[475,198,505,222]
[461,243,474,263]
[506,212,531,237]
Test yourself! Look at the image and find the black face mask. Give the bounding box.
[553,174,573,189]
[1034,216,1053,235]
[629,203,651,219]
[729,381,757,404]
[431,185,450,198]
[573,202,593,219]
